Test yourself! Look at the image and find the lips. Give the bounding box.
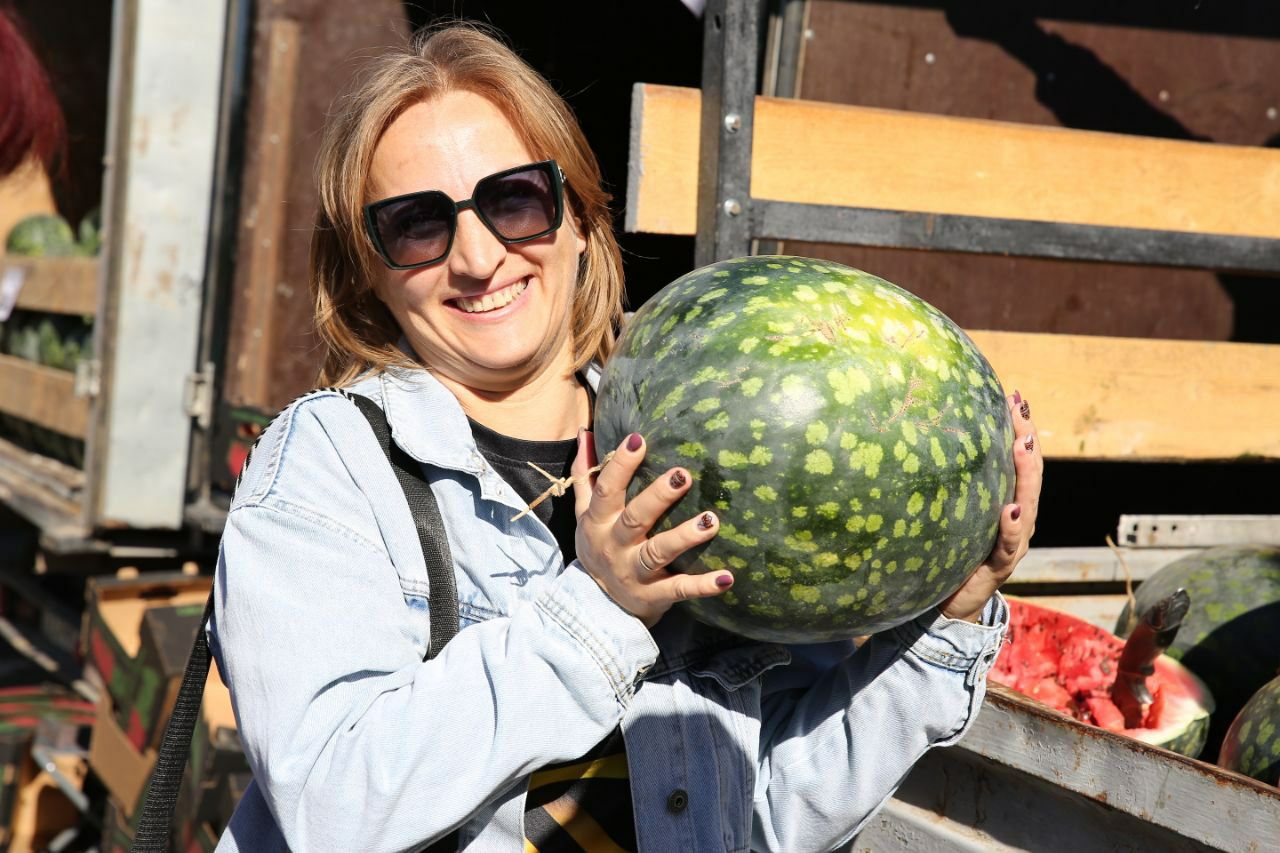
[451,280,528,314]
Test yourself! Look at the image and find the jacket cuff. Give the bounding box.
[535,561,660,702]
[891,592,1008,687]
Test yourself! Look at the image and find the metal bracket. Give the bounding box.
[73,359,100,398]
[184,361,216,430]
[696,0,763,266]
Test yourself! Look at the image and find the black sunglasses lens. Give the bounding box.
[374,192,454,267]
[475,165,559,242]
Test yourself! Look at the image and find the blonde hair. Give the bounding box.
[311,23,625,386]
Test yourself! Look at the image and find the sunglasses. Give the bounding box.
[364,159,567,270]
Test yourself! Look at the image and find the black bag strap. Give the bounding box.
[134,390,460,850]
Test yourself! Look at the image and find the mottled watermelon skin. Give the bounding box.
[1116,545,1280,756]
[1219,675,1280,786]
[595,256,1015,642]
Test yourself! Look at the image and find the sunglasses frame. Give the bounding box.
[363,159,567,270]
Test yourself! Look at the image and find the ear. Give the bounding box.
[568,208,588,257]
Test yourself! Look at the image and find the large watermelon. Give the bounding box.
[1219,675,1280,786]
[1116,545,1280,756]
[595,256,1015,642]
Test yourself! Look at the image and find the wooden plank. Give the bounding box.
[0,354,89,438]
[1117,514,1280,547]
[3,257,99,316]
[230,17,301,408]
[628,84,1280,240]
[1012,546,1195,584]
[969,330,1280,460]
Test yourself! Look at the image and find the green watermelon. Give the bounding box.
[1116,545,1280,756]
[5,213,78,257]
[595,256,1015,642]
[1219,675,1280,786]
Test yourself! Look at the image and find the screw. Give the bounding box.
[724,113,742,133]
[723,199,742,217]
[925,52,936,65]
[1268,107,1278,120]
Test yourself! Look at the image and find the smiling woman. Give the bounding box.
[207,21,1037,853]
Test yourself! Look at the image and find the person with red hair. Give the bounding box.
[0,5,65,239]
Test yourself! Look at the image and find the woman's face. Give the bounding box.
[367,90,587,393]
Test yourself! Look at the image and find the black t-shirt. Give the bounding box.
[468,417,579,562]
[469,416,636,852]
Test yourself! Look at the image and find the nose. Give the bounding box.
[447,208,505,280]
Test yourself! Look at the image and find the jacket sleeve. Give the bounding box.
[209,398,658,851]
[751,594,1008,852]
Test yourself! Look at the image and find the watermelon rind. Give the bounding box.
[1219,674,1280,787]
[596,256,1014,642]
[5,214,78,257]
[1116,545,1280,757]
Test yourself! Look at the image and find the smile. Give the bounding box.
[452,280,528,314]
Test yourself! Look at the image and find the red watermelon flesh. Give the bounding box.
[991,599,1214,757]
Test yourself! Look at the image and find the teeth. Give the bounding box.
[456,281,527,313]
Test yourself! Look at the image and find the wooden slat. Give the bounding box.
[0,354,89,438]
[628,84,1280,239]
[970,330,1280,460]
[234,17,301,407]
[4,256,99,316]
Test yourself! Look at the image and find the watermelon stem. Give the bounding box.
[1110,588,1191,728]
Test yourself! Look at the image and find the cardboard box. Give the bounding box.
[88,695,156,815]
[0,686,94,843]
[81,572,211,727]
[133,601,208,751]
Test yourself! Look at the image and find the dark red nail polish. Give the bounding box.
[669,470,688,489]
[1011,504,1022,521]
[1013,390,1022,405]
[1019,401,1031,420]
[698,512,715,530]
[715,573,734,588]
[1024,435,1035,453]
[627,433,643,451]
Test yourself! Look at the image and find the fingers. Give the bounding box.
[989,501,1026,576]
[615,466,694,544]
[570,429,598,520]
[1008,390,1043,527]
[582,431,644,523]
[637,510,718,570]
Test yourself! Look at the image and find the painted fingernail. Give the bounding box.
[627,432,643,452]
[1019,401,1031,420]
[1024,435,1035,453]
[698,512,716,531]
[715,573,734,588]
[669,470,688,489]
[1011,504,1022,521]
[1013,390,1022,405]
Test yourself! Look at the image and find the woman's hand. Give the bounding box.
[572,430,734,627]
[939,391,1043,622]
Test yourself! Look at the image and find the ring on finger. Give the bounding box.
[637,541,662,573]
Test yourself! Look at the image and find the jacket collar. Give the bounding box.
[363,348,600,517]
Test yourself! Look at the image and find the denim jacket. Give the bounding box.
[210,364,1008,852]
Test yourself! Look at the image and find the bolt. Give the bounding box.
[925,52,936,65]
[724,113,742,133]
[723,199,742,217]
[1158,89,1170,102]
[1268,107,1278,120]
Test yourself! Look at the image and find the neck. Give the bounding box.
[435,355,590,441]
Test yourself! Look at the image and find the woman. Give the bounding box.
[210,23,1041,852]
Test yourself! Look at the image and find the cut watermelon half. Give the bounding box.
[990,598,1215,757]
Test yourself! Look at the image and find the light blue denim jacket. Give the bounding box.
[210,364,1008,852]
